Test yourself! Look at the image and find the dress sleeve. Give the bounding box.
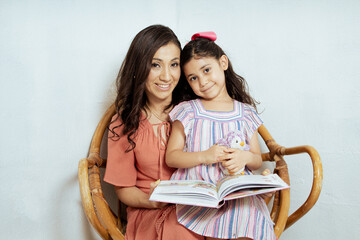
[104,116,137,187]
[169,101,194,131]
[243,104,264,141]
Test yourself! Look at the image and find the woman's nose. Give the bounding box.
[160,66,171,81]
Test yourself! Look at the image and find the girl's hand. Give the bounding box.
[219,148,250,174]
[149,180,168,209]
[203,144,228,164]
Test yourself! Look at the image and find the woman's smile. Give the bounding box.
[156,83,171,90]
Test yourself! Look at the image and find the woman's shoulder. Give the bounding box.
[109,113,150,137]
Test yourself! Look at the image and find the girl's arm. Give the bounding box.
[114,181,167,209]
[166,120,227,168]
[220,130,263,173]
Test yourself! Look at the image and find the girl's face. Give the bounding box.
[183,55,229,101]
[145,42,181,105]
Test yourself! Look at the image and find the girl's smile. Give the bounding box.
[201,82,215,93]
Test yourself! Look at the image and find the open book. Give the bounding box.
[150,174,289,208]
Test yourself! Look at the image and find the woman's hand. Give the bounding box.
[259,169,275,199]
[149,180,168,209]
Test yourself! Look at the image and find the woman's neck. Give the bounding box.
[146,101,170,114]
[145,100,172,123]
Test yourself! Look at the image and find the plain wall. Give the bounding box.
[1,0,359,239]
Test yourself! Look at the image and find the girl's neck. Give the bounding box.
[200,97,234,112]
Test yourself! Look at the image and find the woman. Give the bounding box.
[104,25,204,240]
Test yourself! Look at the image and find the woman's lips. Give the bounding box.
[156,83,171,90]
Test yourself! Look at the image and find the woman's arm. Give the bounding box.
[220,130,263,173]
[115,182,167,209]
[166,120,227,168]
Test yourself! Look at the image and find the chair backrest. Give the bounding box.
[78,104,323,239]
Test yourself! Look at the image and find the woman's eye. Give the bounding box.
[171,62,179,67]
[152,63,160,68]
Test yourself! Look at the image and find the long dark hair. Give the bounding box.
[180,37,259,111]
[110,25,182,151]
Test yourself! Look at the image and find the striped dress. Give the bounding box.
[169,99,276,240]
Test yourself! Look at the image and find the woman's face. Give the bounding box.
[145,42,181,105]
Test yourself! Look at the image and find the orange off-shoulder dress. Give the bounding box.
[104,115,203,240]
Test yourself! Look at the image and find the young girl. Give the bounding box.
[166,32,276,240]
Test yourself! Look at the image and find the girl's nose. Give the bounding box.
[199,77,208,87]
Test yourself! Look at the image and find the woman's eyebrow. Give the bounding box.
[152,57,180,62]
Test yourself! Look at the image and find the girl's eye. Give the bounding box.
[151,63,160,68]
[189,76,197,81]
[204,68,210,73]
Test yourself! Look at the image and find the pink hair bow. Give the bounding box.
[191,31,217,41]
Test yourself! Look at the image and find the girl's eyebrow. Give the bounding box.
[187,64,211,78]
[200,64,210,70]
[152,57,180,62]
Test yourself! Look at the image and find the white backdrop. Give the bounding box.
[1,0,359,239]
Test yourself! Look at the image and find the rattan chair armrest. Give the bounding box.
[281,145,323,229]
[271,154,290,238]
[78,158,110,240]
[93,193,124,240]
[89,104,116,157]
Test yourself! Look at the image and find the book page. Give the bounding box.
[150,180,219,207]
[217,174,289,200]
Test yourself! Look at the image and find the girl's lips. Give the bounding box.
[201,83,215,93]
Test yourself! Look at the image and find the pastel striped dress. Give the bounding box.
[169,99,276,240]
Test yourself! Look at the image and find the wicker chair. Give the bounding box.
[78,104,323,240]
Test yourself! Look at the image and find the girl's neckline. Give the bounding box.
[196,98,236,113]
[192,99,243,121]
